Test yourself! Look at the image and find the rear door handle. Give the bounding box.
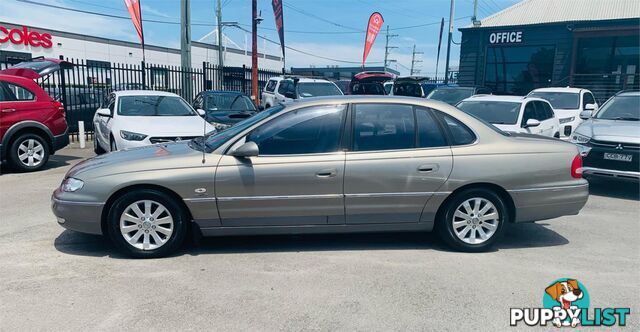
[1,109,16,113]
[316,168,337,178]
[418,164,439,173]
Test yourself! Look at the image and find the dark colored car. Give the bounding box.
[192,91,257,131]
[0,58,71,172]
[349,71,395,95]
[333,80,351,95]
[392,76,430,97]
[427,86,492,105]
[572,90,640,181]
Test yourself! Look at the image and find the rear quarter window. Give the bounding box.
[438,112,476,145]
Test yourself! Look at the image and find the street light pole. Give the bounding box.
[180,0,192,99]
[216,0,224,88]
[444,0,455,84]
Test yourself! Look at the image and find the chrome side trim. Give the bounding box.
[345,192,450,198]
[216,194,343,202]
[52,197,105,206]
[507,183,589,193]
[582,167,640,179]
[183,197,217,202]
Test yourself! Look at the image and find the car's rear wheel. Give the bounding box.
[8,133,50,172]
[437,188,507,252]
[107,189,187,258]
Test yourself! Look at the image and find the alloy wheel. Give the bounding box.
[452,197,500,245]
[119,200,174,250]
[17,139,45,167]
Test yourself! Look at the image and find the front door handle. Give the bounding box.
[316,168,337,178]
[418,164,439,173]
[1,109,16,113]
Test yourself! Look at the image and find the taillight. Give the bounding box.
[53,100,65,117]
[571,154,582,178]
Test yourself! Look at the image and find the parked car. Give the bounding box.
[92,90,214,153]
[392,76,430,97]
[427,86,492,105]
[192,91,257,131]
[260,76,343,109]
[528,87,598,140]
[457,95,560,138]
[53,95,588,258]
[333,79,351,95]
[384,81,393,95]
[0,58,71,172]
[349,71,395,95]
[572,90,639,180]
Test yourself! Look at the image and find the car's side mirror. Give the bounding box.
[196,108,206,117]
[230,141,259,158]
[584,103,597,111]
[579,110,592,120]
[96,108,112,118]
[523,119,541,128]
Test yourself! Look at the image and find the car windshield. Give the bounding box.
[457,101,521,125]
[427,88,475,105]
[528,92,579,109]
[595,95,640,121]
[297,83,342,98]
[393,83,423,97]
[197,105,285,151]
[118,95,196,116]
[205,94,256,111]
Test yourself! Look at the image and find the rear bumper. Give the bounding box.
[52,130,69,152]
[582,167,639,180]
[509,183,589,223]
[51,195,104,235]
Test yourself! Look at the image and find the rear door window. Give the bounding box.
[416,107,447,148]
[353,103,415,152]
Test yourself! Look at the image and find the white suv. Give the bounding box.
[527,87,598,140]
[261,76,343,109]
[457,95,560,138]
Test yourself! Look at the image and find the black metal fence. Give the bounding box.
[1,57,282,136]
[569,73,639,104]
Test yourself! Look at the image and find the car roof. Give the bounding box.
[113,90,180,97]
[200,90,246,95]
[272,76,333,83]
[530,87,584,93]
[616,90,640,97]
[463,95,548,103]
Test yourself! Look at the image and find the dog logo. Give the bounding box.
[544,279,588,327]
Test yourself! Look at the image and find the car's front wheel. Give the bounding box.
[107,189,188,258]
[93,135,106,155]
[8,133,50,172]
[437,188,507,252]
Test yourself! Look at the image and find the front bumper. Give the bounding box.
[508,183,589,223]
[582,167,639,180]
[51,194,104,235]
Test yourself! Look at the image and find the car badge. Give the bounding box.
[616,144,623,150]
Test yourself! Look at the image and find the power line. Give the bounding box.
[282,1,363,32]
[389,16,471,31]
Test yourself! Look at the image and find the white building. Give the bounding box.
[0,21,283,70]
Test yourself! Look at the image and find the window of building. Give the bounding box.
[247,104,346,155]
[484,45,555,95]
[353,104,415,152]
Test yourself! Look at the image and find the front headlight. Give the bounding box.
[570,133,591,144]
[120,130,147,141]
[61,177,84,192]
[211,122,231,131]
[559,116,575,124]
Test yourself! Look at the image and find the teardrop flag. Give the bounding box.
[362,12,384,67]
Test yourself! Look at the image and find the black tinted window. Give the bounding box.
[522,102,536,124]
[353,104,415,151]
[0,83,6,102]
[265,80,277,92]
[541,102,554,119]
[4,82,34,101]
[583,92,595,108]
[440,113,476,145]
[247,104,346,155]
[416,108,447,148]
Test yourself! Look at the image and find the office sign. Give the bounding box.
[489,31,523,44]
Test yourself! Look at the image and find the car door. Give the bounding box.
[215,103,347,226]
[521,101,543,135]
[539,101,558,137]
[344,103,453,224]
[0,81,43,133]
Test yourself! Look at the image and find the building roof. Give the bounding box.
[465,0,640,29]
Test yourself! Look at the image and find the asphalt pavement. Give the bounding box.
[0,143,638,331]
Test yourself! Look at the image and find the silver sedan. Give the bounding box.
[52,96,589,258]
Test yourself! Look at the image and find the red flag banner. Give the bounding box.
[124,0,144,44]
[272,0,285,58]
[362,12,384,67]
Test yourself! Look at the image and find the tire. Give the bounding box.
[437,188,508,252]
[7,133,50,172]
[106,189,188,258]
[109,135,117,152]
[94,135,106,155]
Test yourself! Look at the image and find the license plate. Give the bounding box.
[603,153,632,162]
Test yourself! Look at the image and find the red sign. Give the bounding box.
[0,26,53,49]
[362,12,384,67]
[124,0,144,44]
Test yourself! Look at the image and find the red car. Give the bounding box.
[0,58,71,172]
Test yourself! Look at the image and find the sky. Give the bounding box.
[0,0,520,75]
